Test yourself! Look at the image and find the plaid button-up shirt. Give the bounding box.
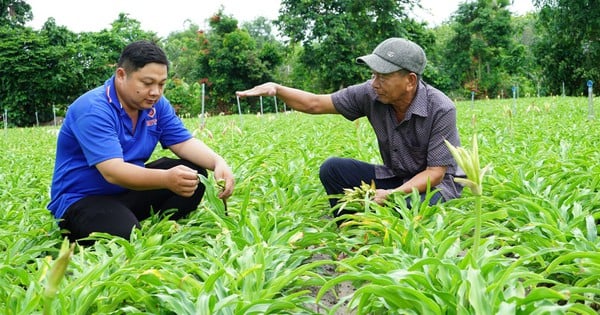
[331,80,464,201]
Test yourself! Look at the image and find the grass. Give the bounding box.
[1,96,600,314]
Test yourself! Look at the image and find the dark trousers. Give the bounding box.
[58,157,207,243]
[319,157,443,216]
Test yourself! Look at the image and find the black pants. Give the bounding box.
[58,157,207,243]
[319,157,443,217]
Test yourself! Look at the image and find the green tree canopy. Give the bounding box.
[164,10,282,114]
[0,0,31,27]
[0,12,157,126]
[533,0,600,96]
[276,0,430,92]
[444,0,522,98]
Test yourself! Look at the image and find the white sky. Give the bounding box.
[26,0,536,38]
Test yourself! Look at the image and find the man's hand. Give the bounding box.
[165,165,200,197]
[236,82,278,98]
[374,189,393,205]
[212,159,234,200]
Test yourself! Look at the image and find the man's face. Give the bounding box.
[116,63,168,111]
[370,71,413,104]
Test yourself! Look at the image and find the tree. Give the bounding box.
[202,12,277,113]
[532,0,600,96]
[276,0,429,92]
[163,24,205,81]
[0,0,31,27]
[443,0,522,98]
[427,24,457,96]
[164,10,282,114]
[241,17,286,86]
[164,78,202,116]
[511,13,543,97]
[242,16,277,45]
[107,13,154,41]
[0,13,158,127]
[0,22,110,126]
[0,25,52,126]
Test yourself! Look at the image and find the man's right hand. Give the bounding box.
[165,165,199,197]
[236,82,278,98]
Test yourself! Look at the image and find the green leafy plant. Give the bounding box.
[42,238,75,314]
[3,97,600,313]
[445,134,490,267]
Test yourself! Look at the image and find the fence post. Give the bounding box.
[260,96,264,115]
[236,95,243,125]
[588,80,594,120]
[512,86,517,116]
[200,83,205,127]
[470,90,475,109]
[52,105,57,127]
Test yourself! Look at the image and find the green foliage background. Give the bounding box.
[1,0,599,126]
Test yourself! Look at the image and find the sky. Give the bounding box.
[26,0,536,38]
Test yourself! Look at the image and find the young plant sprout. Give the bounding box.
[43,238,75,314]
[445,134,490,267]
[337,180,377,214]
[444,135,490,197]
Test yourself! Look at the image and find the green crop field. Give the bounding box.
[2,96,600,314]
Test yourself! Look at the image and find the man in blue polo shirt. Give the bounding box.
[49,40,234,243]
[236,37,463,219]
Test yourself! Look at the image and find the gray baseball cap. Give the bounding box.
[356,38,427,75]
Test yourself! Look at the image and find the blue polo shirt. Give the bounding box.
[48,76,192,219]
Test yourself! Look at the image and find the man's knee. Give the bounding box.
[319,157,344,180]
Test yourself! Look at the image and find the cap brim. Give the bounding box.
[356,54,402,74]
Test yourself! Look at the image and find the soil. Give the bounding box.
[303,253,357,314]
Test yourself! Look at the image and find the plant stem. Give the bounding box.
[472,195,482,268]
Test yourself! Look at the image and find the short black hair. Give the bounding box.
[117,40,169,73]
